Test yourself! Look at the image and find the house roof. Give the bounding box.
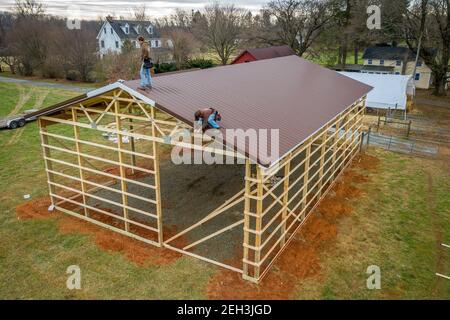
[125,56,372,167]
[38,56,372,168]
[361,65,395,73]
[334,64,364,72]
[108,19,161,40]
[232,45,296,64]
[339,72,414,110]
[363,46,416,61]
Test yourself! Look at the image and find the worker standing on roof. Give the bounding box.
[194,108,222,132]
[137,36,153,91]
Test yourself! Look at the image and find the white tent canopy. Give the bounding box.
[338,72,415,110]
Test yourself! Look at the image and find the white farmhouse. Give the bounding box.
[362,45,434,90]
[97,17,166,58]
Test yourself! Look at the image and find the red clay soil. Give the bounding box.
[16,198,186,267]
[206,153,380,300]
[58,215,185,266]
[16,197,54,220]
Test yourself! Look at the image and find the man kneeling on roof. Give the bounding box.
[194,108,222,132]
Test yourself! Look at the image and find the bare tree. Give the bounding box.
[14,0,45,18]
[404,0,449,96]
[133,4,149,21]
[54,26,98,82]
[193,3,246,65]
[9,1,49,76]
[259,0,333,57]
[165,29,197,68]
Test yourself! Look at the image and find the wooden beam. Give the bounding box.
[151,106,163,245]
[243,159,252,278]
[71,108,89,217]
[114,98,130,232]
[280,153,291,247]
[38,119,56,206]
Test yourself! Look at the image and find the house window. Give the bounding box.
[101,40,105,48]
[111,28,113,34]
[368,59,373,65]
[380,59,384,65]
[417,61,423,67]
[115,41,119,49]
[148,25,153,34]
[104,28,106,34]
[155,40,159,47]
[415,73,421,81]
[125,26,129,34]
[395,72,400,75]
[396,60,401,66]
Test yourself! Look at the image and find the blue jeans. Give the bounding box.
[140,63,152,87]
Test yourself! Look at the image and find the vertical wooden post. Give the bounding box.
[38,119,56,207]
[318,131,327,196]
[301,140,312,219]
[129,118,136,174]
[331,119,340,179]
[243,159,252,279]
[254,165,264,280]
[151,106,163,245]
[114,96,130,232]
[280,154,291,247]
[72,108,89,217]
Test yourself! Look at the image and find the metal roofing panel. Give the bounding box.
[124,56,372,167]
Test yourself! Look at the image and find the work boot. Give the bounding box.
[137,86,147,91]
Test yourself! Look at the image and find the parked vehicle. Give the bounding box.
[0,109,39,129]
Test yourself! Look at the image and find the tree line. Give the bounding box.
[0,0,448,95]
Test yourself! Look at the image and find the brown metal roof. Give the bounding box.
[124,55,372,167]
[232,45,296,64]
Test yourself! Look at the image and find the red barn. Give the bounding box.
[232,45,296,64]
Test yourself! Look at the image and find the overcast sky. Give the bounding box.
[0,0,268,19]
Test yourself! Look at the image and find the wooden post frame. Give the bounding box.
[37,88,367,284]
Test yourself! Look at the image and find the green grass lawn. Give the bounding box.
[0,82,449,299]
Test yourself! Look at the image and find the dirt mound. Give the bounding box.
[16,197,53,220]
[206,153,379,299]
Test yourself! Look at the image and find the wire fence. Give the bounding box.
[365,130,441,157]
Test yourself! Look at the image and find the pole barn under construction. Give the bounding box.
[36,56,372,283]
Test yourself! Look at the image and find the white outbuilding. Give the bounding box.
[339,72,415,111]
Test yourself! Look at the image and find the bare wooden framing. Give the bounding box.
[242,98,366,283]
[38,87,366,284]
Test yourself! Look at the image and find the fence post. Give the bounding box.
[407,120,412,137]
[367,127,372,150]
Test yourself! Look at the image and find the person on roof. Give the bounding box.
[194,108,222,132]
[137,36,153,91]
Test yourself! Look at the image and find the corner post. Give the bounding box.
[151,105,163,245]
